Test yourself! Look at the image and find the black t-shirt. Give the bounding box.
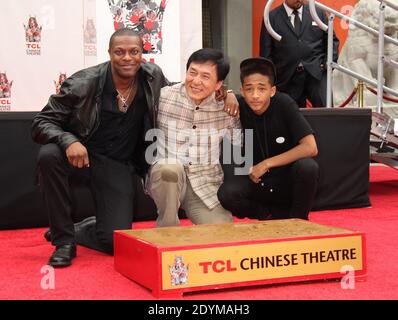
[239,91,314,172]
[87,65,148,161]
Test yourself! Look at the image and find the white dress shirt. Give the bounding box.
[283,2,303,27]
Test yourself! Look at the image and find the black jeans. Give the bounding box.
[218,158,319,220]
[37,144,136,254]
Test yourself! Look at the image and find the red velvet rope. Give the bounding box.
[337,87,358,108]
[366,86,398,104]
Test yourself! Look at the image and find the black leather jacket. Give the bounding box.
[31,61,169,151]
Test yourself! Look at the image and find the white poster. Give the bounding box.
[0,0,202,112]
[0,0,84,111]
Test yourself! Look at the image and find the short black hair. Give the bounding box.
[240,57,276,86]
[186,48,230,81]
[108,28,143,50]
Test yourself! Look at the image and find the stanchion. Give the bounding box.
[357,80,365,108]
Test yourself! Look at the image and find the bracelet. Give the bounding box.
[226,89,234,94]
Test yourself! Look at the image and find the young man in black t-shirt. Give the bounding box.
[218,57,319,220]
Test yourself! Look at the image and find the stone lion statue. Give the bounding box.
[333,0,398,107]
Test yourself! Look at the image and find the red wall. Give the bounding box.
[252,0,359,56]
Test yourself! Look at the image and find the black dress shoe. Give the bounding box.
[48,244,76,268]
[44,229,51,242]
[43,216,96,242]
[74,216,96,233]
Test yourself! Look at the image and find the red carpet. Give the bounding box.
[1,165,398,300]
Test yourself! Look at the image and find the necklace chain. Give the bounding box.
[116,78,136,113]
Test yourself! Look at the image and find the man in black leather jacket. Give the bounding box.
[31,28,169,267]
[32,28,239,268]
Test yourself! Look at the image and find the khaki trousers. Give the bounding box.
[148,159,233,227]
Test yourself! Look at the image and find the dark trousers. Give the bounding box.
[218,158,319,220]
[280,69,327,108]
[37,144,136,254]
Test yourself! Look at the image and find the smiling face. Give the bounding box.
[240,73,276,115]
[108,35,143,81]
[185,61,223,105]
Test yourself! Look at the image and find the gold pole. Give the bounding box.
[357,80,364,108]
